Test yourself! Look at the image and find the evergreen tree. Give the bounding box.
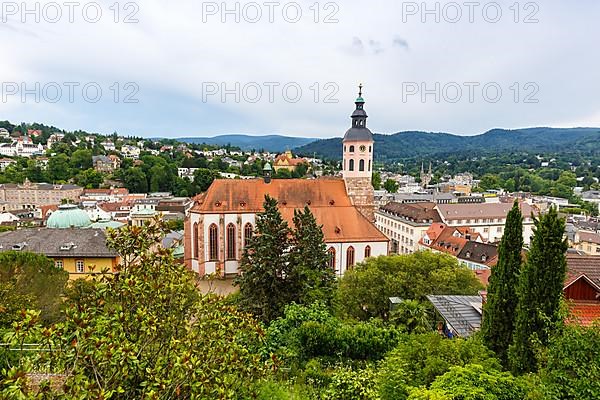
[481,201,523,366]
[289,206,336,306]
[235,195,294,322]
[509,207,568,374]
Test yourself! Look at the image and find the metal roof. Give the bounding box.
[427,295,482,338]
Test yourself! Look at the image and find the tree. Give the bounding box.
[70,149,93,170]
[193,168,220,192]
[390,299,432,334]
[1,220,268,398]
[408,364,526,400]
[372,172,382,190]
[509,207,568,374]
[0,252,68,328]
[74,168,104,188]
[123,167,148,193]
[378,334,501,400]
[47,153,71,182]
[540,323,600,399]
[336,252,483,321]
[235,195,294,322]
[384,179,399,193]
[289,206,336,306]
[481,201,523,366]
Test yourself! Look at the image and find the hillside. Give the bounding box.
[295,128,600,161]
[177,134,314,152]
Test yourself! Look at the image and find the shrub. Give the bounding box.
[323,366,379,400]
[378,334,500,400]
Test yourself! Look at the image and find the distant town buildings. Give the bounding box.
[273,150,307,173]
[0,179,82,210]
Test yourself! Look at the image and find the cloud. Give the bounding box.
[392,36,409,50]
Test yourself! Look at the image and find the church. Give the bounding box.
[184,86,389,277]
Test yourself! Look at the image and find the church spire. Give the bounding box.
[351,83,368,129]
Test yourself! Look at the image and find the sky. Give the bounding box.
[1,0,599,139]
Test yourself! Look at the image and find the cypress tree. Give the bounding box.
[481,201,523,366]
[509,207,568,374]
[235,195,293,323]
[289,206,336,306]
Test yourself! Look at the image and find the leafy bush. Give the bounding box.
[378,334,501,400]
[336,252,483,321]
[323,366,379,400]
[540,322,600,399]
[297,319,400,361]
[411,364,526,400]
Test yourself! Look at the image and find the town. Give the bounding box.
[1,89,599,399]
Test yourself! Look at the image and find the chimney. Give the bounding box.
[263,162,272,184]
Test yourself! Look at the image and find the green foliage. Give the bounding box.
[390,300,432,334]
[73,168,104,188]
[509,207,568,374]
[372,172,382,190]
[297,319,400,361]
[0,252,68,328]
[237,198,335,323]
[378,334,501,400]
[383,179,399,193]
[323,366,379,400]
[289,206,336,306]
[336,252,483,321]
[482,201,523,366]
[0,221,269,398]
[236,195,294,323]
[193,167,221,192]
[539,323,600,399]
[409,364,526,400]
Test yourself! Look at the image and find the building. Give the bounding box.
[0,180,82,210]
[375,202,442,254]
[185,177,388,277]
[273,151,307,173]
[46,204,92,228]
[184,86,386,277]
[0,228,119,279]
[0,158,16,170]
[0,137,44,157]
[0,128,10,138]
[92,155,120,173]
[342,84,376,222]
[101,141,116,151]
[582,190,600,214]
[178,168,199,180]
[435,202,538,244]
[47,133,65,148]
[121,145,141,159]
[80,188,129,203]
[572,231,600,255]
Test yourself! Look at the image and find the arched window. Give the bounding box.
[369,146,372,152]
[209,224,218,261]
[193,222,199,259]
[328,247,336,270]
[359,159,365,171]
[349,145,355,153]
[364,245,371,258]
[346,246,355,269]
[368,160,371,171]
[349,159,355,171]
[244,223,253,247]
[226,223,236,260]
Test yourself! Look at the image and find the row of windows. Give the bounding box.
[344,145,372,153]
[327,246,371,270]
[194,222,254,261]
[55,259,86,273]
[345,159,371,172]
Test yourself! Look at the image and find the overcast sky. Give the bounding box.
[1,0,599,138]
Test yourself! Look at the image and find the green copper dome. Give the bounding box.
[47,204,92,229]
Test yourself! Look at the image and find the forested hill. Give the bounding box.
[177,134,314,152]
[295,128,600,161]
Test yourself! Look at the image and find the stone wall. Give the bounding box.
[345,177,375,222]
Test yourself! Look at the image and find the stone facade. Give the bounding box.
[0,180,82,209]
[345,177,375,222]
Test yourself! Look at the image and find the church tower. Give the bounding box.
[343,84,375,222]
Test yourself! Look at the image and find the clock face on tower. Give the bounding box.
[359,145,367,152]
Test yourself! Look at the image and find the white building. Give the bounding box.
[375,202,442,254]
[178,168,198,180]
[0,158,16,170]
[0,128,10,138]
[435,202,538,245]
[121,145,141,159]
[101,141,116,151]
[0,137,44,158]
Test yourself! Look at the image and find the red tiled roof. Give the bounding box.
[568,301,600,327]
[567,254,600,286]
[576,231,600,245]
[380,202,442,224]
[436,202,539,220]
[191,178,387,243]
[474,269,492,286]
